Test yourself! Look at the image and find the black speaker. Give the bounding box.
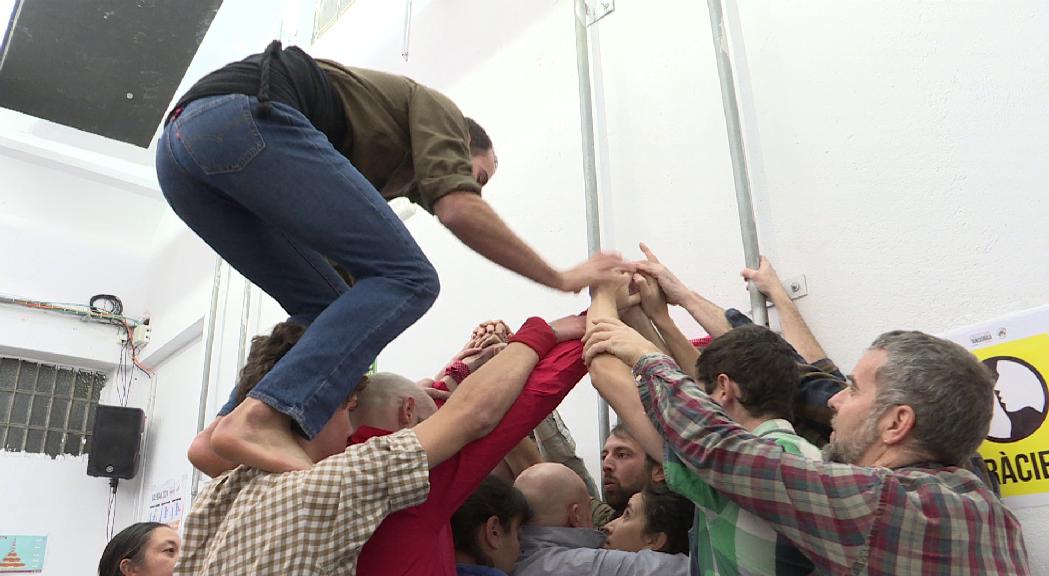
[87,405,144,479]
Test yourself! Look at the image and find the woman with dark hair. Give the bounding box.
[451,476,533,576]
[602,483,692,555]
[98,522,180,576]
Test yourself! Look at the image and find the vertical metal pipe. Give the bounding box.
[401,0,414,61]
[705,0,768,326]
[236,281,254,373]
[191,256,225,499]
[573,0,611,455]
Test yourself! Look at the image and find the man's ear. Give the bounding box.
[650,463,665,484]
[715,373,735,405]
[568,503,584,528]
[483,516,504,551]
[399,396,417,427]
[880,404,917,447]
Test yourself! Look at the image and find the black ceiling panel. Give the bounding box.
[0,0,223,147]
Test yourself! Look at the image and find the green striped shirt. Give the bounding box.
[664,419,822,576]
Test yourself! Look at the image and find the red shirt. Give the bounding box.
[354,339,587,576]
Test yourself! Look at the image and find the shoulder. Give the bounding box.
[772,433,823,460]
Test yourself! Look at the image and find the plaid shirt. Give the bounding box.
[636,353,1030,576]
[665,419,822,576]
[175,429,429,575]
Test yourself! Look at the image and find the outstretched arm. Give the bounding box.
[414,316,580,467]
[585,278,666,461]
[634,271,699,379]
[741,256,826,363]
[434,192,626,292]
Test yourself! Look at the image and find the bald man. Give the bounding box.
[352,372,438,438]
[516,463,594,529]
[512,464,688,576]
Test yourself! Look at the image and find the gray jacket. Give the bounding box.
[512,526,689,576]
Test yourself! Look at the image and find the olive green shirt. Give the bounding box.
[317,60,482,214]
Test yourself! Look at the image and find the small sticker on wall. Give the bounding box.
[146,475,188,531]
[0,535,47,573]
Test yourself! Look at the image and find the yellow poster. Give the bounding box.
[945,306,1049,507]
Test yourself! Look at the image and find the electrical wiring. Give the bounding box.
[115,320,154,407]
[121,320,154,378]
[90,294,123,316]
[0,293,144,327]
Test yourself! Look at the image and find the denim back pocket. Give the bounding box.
[175,94,266,175]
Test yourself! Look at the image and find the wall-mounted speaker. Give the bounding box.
[87,405,144,479]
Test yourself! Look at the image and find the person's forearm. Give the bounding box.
[649,313,700,380]
[680,292,732,338]
[621,307,670,355]
[589,359,665,461]
[587,290,664,461]
[441,195,561,289]
[766,289,827,364]
[416,337,543,467]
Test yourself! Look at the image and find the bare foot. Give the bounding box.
[211,399,313,473]
[188,417,238,478]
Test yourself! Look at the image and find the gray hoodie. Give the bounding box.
[512,526,689,576]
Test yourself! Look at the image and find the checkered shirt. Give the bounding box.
[636,353,1030,576]
[174,429,430,575]
[665,419,822,575]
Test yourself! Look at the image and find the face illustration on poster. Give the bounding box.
[985,356,1048,443]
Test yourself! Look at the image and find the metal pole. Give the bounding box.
[705,0,768,326]
[573,0,611,452]
[236,281,254,373]
[401,0,414,61]
[191,256,225,499]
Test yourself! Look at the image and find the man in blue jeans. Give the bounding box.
[156,41,624,473]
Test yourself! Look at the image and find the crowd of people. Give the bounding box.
[100,251,1029,575]
[99,42,1030,575]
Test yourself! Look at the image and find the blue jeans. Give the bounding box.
[156,94,440,438]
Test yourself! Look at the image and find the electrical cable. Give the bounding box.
[89,294,123,317]
[105,478,119,540]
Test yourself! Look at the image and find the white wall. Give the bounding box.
[0,453,114,575]
[5,0,1049,572]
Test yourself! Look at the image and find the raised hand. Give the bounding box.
[469,320,514,348]
[462,342,508,372]
[633,272,668,320]
[740,256,786,299]
[583,317,662,366]
[634,243,693,306]
[559,251,633,293]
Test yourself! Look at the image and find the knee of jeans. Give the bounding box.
[414,260,441,302]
